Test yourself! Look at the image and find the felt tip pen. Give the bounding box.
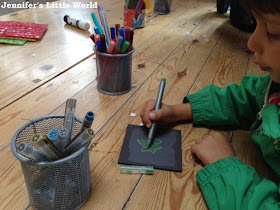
[120,41,130,54]
[147,78,166,148]
[135,0,144,10]
[95,34,101,42]
[125,28,131,42]
[89,34,95,43]
[98,4,110,48]
[46,129,64,158]
[120,165,154,175]
[100,34,107,52]
[129,0,135,9]
[119,28,125,46]
[110,27,116,41]
[64,15,90,31]
[134,0,138,9]
[96,41,105,53]
[94,26,102,35]
[57,126,69,152]
[17,142,48,162]
[64,128,94,155]
[126,0,131,9]
[107,40,116,54]
[64,99,76,144]
[115,24,120,37]
[81,111,95,130]
[114,36,123,54]
[91,13,104,34]
[47,128,62,154]
[47,128,58,142]
[32,134,60,161]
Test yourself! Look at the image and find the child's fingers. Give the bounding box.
[140,99,156,128]
[149,109,163,121]
[191,143,199,155]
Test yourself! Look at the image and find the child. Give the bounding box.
[140,0,280,208]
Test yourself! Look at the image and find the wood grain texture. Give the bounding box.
[1,0,278,209]
[0,0,149,110]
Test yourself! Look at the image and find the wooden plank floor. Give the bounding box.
[0,0,279,209]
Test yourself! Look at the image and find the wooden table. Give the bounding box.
[1,0,279,209]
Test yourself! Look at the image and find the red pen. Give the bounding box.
[115,24,120,37]
[137,0,145,10]
[125,28,131,42]
[107,40,116,54]
[89,34,95,43]
[95,34,101,42]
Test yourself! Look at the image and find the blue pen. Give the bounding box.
[96,41,105,53]
[119,28,125,46]
[110,27,116,41]
[82,111,95,131]
[91,13,104,35]
[94,26,102,35]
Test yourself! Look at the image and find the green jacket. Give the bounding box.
[185,74,280,209]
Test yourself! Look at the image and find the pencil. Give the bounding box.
[147,78,166,148]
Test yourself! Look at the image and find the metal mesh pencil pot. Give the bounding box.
[96,48,134,95]
[11,115,92,210]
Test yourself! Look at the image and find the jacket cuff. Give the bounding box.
[196,157,243,188]
[184,93,208,125]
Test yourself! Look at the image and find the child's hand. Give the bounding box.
[140,99,177,128]
[140,99,193,128]
[191,131,236,166]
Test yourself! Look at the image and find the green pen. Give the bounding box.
[120,165,154,175]
[120,41,130,54]
[147,78,166,148]
[126,0,131,9]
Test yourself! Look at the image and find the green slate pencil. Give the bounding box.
[147,78,166,148]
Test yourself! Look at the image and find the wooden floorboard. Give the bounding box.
[1,0,278,209]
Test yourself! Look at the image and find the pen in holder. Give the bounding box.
[124,0,147,28]
[94,46,135,95]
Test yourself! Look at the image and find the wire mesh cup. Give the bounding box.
[11,115,92,210]
[95,48,134,95]
[154,0,172,15]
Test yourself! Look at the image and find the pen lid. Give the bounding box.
[63,15,69,23]
[85,111,95,121]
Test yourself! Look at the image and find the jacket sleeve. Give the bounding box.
[197,157,280,210]
[184,75,267,129]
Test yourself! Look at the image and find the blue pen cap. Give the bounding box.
[85,111,95,121]
[96,41,105,53]
[110,27,115,40]
[63,15,69,23]
[94,26,103,35]
[94,26,99,34]
[119,28,125,46]
[48,128,58,141]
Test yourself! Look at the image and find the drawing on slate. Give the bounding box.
[118,124,182,172]
[137,138,163,154]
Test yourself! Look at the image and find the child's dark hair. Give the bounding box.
[241,0,280,15]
